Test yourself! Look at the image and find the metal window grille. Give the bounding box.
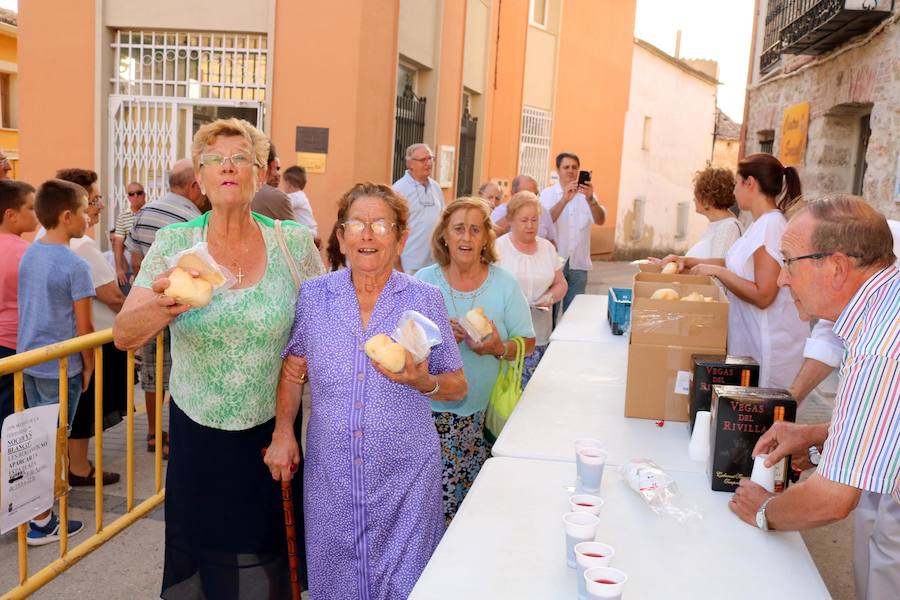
[456,96,478,196]
[518,106,552,188]
[108,30,267,217]
[111,30,268,101]
[393,81,427,183]
[760,139,774,154]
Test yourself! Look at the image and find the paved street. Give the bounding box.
[0,261,853,599]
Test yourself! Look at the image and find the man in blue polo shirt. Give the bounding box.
[392,143,444,274]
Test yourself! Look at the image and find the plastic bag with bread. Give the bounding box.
[459,307,493,341]
[392,310,443,363]
[163,242,237,307]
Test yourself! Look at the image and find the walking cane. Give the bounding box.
[262,448,301,600]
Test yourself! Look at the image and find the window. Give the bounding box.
[852,113,871,196]
[530,0,548,27]
[518,106,552,188]
[758,130,775,155]
[0,73,10,129]
[641,116,652,151]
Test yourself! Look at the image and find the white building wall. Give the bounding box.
[615,42,717,256]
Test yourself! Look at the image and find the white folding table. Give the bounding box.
[410,457,830,600]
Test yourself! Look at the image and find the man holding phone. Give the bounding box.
[539,152,605,312]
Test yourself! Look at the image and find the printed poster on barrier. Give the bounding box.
[1,404,59,534]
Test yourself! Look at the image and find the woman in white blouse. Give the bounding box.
[495,191,568,387]
[686,166,743,258]
[662,154,809,389]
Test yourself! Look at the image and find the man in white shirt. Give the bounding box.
[392,143,445,273]
[539,152,605,311]
[491,175,557,245]
[282,165,320,247]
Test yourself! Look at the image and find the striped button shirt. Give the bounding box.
[114,209,135,237]
[818,265,900,504]
[124,192,200,255]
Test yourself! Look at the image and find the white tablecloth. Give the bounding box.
[410,457,830,600]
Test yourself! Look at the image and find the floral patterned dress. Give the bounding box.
[283,269,463,600]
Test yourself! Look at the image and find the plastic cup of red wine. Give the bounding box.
[569,494,604,516]
[584,566,627,599]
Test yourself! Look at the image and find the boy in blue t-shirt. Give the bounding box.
[17,178,95,546]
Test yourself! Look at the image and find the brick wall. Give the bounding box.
[745,19,900,219]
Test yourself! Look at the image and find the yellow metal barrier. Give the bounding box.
[0,329,166,600]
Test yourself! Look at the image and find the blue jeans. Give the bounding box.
[562,259,588,312]
[23,373,81,435]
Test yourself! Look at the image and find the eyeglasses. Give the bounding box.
[199,152,258,168]
[409,155,434,163]
[782,252,859,270]
[88,195,103,208]
[127,190,145,197]
[341,218,397,237]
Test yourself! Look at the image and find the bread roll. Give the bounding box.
[364,334,406,373]
[164,267,213,307]
[661,262,679,275]
[177,253,227,287]
[650,288,680,301]
[465,307,493,339]
[680,292,706,302]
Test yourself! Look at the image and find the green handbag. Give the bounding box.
[484,336,526,443]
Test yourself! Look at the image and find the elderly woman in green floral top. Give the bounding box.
[114,118,323,600]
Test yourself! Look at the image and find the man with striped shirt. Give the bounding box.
[124,159,205,460]
[729,196,899,600]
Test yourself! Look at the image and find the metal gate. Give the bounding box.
[456,99,477,196]
[518,106,553,189]
[108,30,267,217]
[393,82,427,183]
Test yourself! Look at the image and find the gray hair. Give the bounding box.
[801,194,895,269]
[511,174,538,194]
[478,181,500,196]
[169,159,197,190]
[405,143,432,160]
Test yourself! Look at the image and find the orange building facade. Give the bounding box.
[18,0,634,252]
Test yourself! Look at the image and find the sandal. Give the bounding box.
[147,431,170,460]
[69,462,120,487]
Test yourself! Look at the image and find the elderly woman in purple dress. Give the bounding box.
[264,182,467,600]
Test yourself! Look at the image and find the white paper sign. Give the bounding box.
[1,404,60,534]
[674,370,692,395]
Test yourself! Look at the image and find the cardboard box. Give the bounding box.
[633,272,717,285]
[630,277,729,349]
[688,355,760,432]
[625,342,724,422]
[709,386,796,492]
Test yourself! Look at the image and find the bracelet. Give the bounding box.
[495,340,508,360]
[422,376,440,397]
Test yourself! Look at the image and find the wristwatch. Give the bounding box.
[755,496,776,531]
[807,446,821,466]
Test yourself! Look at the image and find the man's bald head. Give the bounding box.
[511,175,538,195]
[169,159,196,191]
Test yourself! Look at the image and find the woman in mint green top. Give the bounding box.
[114,118,323,599]
[416,197,534,522]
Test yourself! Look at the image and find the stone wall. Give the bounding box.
[745,16,900,219]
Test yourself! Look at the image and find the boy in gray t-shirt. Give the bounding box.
[16,178,95,546]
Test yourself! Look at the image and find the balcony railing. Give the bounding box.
[759,0,895,73]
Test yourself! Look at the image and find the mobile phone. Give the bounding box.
[578,170,592,186]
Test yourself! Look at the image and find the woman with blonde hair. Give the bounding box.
[416,197,535,522]
[115,118,324,599]
[495,191,567,387]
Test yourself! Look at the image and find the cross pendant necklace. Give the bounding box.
[233,262,244,284]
